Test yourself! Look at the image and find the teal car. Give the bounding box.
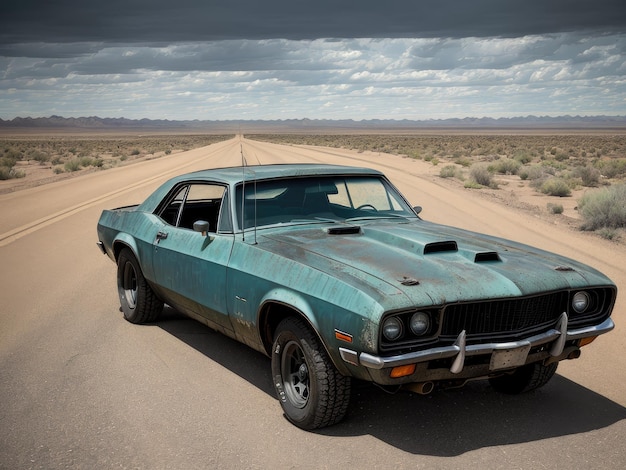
[97,164,616,430]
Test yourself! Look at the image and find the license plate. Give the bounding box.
[490,344,531,371]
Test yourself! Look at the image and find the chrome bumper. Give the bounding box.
[96,241,107,255]
[340,314,614,374]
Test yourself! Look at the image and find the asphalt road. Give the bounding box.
[1,137,624,469]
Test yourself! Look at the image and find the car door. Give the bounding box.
[151,182,235,334]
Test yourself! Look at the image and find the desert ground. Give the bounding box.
[1,136,625,468]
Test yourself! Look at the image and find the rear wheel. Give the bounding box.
[117,247,163,324]
[489,362,558,394]
[271,317,351,430]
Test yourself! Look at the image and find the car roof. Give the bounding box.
[138,164,385,212]
[174,163,383,186]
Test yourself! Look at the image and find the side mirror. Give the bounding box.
[413,206,423,215]
[193,220,210,236]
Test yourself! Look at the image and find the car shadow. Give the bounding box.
[156,307,626,456]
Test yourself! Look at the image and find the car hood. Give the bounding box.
[260,219,612,309]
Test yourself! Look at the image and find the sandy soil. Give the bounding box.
[1,136,624,394]
[0,137,605,228]
[1,136,625,468]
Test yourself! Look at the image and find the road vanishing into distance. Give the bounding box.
[1,137,625,468]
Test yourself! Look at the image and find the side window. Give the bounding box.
[159,186,188,226]
[217,189,233,233]
[158,183,228,232]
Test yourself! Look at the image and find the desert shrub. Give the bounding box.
[464,180,483,189]
[596,158,626,179]
[547,203,564,214]
[597,228,620,241]
[131,149,140,156]
[165,149,172,155]
[0,155,18,169]
[579,183,626,230]
[440,165,458,178]
[0,167,25,180]
[53,166,64,174]
[469,163,494,187]
[64,158,81,172]
[29,150,50,163]
[519,165,545,181]
[540,178,571,197]
[514,150,533,164]
[455,157,472,167]
[4,148,23,161]
[79,156,94,167]
[575,165,601,187]
[492,158,522,175]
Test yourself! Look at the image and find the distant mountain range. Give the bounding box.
[1,115,625,131]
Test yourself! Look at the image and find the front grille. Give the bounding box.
[379,287,615,354]
[441,292,569,343]
[440,289,614,344]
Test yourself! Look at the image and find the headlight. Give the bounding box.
[409,312,430,335]
[382,317,403,341]
[572,291,590,313]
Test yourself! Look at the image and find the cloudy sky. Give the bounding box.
[1,0,625,120]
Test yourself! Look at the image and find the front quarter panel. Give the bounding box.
[226,236,396,377]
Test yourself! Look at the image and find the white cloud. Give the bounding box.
[1,33,625,119]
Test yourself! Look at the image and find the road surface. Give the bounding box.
[1,137,624,469]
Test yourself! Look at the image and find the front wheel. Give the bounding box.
[117,247,163,324]
[271,317,351,430]
[489,361,558,394]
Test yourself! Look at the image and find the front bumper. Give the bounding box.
[339,314,614,377]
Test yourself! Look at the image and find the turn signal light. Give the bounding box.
[579,336,597,347]
[390,364,416,378]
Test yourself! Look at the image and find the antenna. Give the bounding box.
[241,141,246,242]
[239,140,258,245]
[253,177,258,245]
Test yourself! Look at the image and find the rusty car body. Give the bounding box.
[96,164,617,429]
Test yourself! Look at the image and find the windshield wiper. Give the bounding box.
[345,214,413,222]
[289,217,338,224]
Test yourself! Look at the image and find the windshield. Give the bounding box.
[235,175,416,230]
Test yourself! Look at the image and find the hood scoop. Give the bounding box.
[327,226,362,235]
[424,240,458,254]
[474,251,501,263]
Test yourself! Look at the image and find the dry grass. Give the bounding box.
[249,133,626,235]
[0,134,233,182]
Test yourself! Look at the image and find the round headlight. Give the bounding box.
[572,291,590,313]
[409,312,430,336]
[382,317,403,341]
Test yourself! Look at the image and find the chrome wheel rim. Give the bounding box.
[281,340,310,408]
[122,262,138,309]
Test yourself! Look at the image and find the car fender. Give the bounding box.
[112,232,140,261]
[259,286,320,331]
[257,287,368,377]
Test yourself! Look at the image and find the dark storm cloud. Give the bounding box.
[1,0,625,46]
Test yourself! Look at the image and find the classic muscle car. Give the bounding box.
[97,164,616,430]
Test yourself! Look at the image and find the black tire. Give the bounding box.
[271,317,351,430]
[489,361,558,394]
[117,247,163,324]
